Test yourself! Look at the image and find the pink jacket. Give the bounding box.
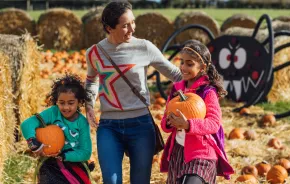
[160,76,234,178]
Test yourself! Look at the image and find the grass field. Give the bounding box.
[27,8,290,25]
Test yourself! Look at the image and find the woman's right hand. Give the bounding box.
[85,105,99,128]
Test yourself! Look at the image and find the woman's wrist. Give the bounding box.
[85,104,94,110]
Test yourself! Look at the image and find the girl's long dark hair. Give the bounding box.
[181,40,227,98]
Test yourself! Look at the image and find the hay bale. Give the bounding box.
[273,16,290,23]
[174,11,220,45]
[0,33,42,127]
[0,8,36,36]
[0,51,17,182]
[134,12,174,49]
[37,8,83,50]
[267,38,290,102]
[83,13,106,48]
[223,27,268,43]
[272,20,290,32]
[81,6,104,23]
[221,14,257,32]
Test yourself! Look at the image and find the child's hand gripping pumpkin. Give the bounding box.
[27,137,61,157]
[167,109,189,130]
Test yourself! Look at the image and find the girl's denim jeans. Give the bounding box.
[97,114,156,184]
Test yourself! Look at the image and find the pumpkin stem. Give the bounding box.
[35,113,47,128]
[177,90,188,101]
[262,160,269,164]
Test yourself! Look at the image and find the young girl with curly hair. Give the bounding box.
[21,74,93,184]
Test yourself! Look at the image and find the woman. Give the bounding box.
[85,1,182,184]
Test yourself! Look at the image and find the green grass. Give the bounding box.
[2,154,36,184]
[257,101,290,114]
[27,8,290,25]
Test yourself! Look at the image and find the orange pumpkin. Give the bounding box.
[166,90,206,119]
[277,158,290,173]
[239,107,250,115]
[228,128,244,140]
[267,138,283,149]
[155,97,166,106]
[241,165,258,177]
[235,174,257,183]
[266,165,288,184]
[35,114,65,155]
[255,161,271,177]
[261,114,276,127]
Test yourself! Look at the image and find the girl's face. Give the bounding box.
[180,52,205,82]
[108,10,135,44]
[57,92,79,121]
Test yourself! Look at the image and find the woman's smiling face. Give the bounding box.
[108,9,136,44]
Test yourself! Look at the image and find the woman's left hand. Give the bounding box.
[167,109,189,130]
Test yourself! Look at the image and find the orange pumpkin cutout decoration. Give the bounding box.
[167,90,206,119]
[35,114,65,155]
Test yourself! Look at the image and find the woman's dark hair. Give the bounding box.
[181,40,228,98]
[101,1,132,34]
[46,74,90,109]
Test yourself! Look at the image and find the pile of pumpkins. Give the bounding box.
[40,49,87,79]
[237,159,289,184]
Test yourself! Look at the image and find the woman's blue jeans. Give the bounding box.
[97,114,156,184]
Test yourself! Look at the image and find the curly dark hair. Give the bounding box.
[180,40,228,98]
[46,74,90,109]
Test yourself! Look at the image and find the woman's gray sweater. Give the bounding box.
[85,37,181,119]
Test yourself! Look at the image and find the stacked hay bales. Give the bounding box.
[267,38,290,102]
[0,8,36,36]
[0,51,16,182]
[174,11,220,45]
[0,33,42,137]
[37,8,83,50]
[82,9,106,48]
[221,14,257,32]
[134,13,174,49]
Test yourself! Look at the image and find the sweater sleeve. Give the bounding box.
[186,90,221,135]
[161,86,175,133]
[64,117,92,162]
[85,46,100,108]
[145,40,182,82]
[20,107,54,140]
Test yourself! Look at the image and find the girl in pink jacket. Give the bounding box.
[160,40,234,184]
